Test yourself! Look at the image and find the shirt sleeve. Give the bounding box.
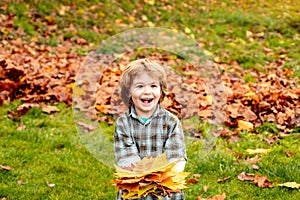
[114,117,141,168]
[164,115,187,171]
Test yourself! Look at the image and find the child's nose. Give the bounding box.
[143,86,151,94]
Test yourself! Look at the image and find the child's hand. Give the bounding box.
[123,163,135,171]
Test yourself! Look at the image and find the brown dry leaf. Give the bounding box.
[203,185,208,193]
[17,125,26,131]
[76,121,97,133]
[252,164,259,170]
[16,103,39,114]
[0,164,11,170]
[263,136,280,146]
[245,155,261,164]
[199,109,213,118]
[217,176,231,183]
[238,106,257,121]
[199,193,226,200]
[238,172,273,188]
[238,172,255,181]
[285,150,295,157]
[253,174,273,188]
[7,110,22,122]
[227,103,240,118]
[193,174,201,178]
[41,105,60,114]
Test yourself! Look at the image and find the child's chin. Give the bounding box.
[141,103,153,108]
[140,105,156,111]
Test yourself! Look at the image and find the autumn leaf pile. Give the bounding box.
[111,154,189,199]
[222,64,300,133]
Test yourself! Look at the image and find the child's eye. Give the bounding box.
[151,84,158,88]
[136,85,143,88]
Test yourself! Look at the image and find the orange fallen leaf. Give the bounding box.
[211,193,226,200]
[186,178,198,183]
[253,174,273,188]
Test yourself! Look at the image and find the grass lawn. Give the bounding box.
[0,101,116,199]
[1,101,300,199]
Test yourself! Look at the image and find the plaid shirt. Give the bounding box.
[114,105,186,167]
[114,105,186,200]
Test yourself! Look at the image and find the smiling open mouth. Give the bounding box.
[141,98,153,104]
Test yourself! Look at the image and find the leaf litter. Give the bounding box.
[1,37,298,134]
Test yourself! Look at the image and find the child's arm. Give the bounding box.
[164,116,187,172]
[114,118,141,169]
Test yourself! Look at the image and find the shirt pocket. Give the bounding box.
[122,134,135,147]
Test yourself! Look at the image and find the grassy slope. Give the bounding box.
[2,0,299,76]
[1,101,299,199]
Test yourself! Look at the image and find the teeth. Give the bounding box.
[141,99,153,103]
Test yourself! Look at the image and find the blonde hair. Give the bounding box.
[119,58,167,107]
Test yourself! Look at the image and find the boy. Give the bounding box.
[114,58,187,200]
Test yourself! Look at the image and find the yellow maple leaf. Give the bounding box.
[114,153,177,178]
[246,148,272,155]
[237,120,254,131]
[277,182,300,189]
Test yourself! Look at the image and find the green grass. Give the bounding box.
[0,101,115,199]
[1,101,299,199]
[1,0,299,199]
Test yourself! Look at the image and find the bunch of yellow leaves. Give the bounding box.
[111,153,190,199]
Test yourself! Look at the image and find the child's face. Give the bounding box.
[130,72,161,118]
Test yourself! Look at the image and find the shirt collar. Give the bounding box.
[128,105,166,120]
